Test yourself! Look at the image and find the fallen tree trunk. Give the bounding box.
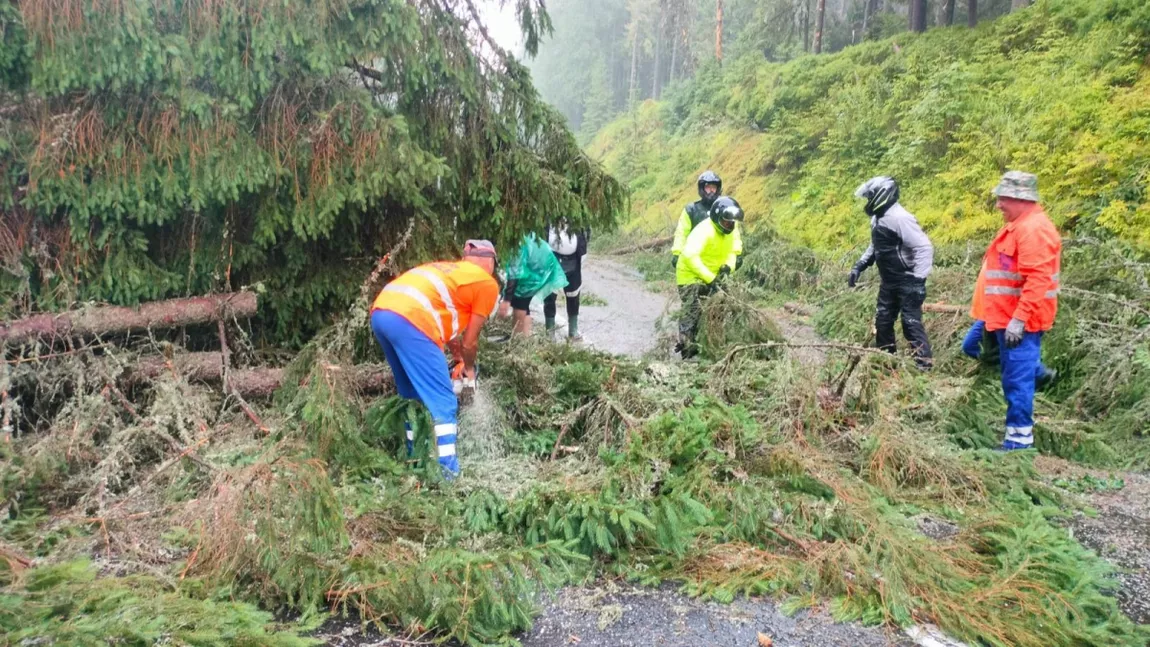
[131,352,393,398]
[0,292,258,345]
[608,235,674,255]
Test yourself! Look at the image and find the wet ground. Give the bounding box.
[547,256,675,358]
[519,583,913,647]
[1036,456,1150,625]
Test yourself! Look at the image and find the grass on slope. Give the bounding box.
[589,0,1150,254]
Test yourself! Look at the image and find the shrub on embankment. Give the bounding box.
[590,0,1150,255]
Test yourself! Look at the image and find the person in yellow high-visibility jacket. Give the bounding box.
[675,196,744,359]
[671,170,722,268]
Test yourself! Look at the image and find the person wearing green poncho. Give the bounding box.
[498,233,569,336]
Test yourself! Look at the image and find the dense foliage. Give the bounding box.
[590,0,1150,254]
[0,0,625,344]
[529,0,1021,140]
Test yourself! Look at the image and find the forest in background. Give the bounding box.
[530,0,1030,142]
[583,0,1149,255]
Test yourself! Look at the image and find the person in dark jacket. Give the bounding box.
[544,221,590,341]
[849,176,934,369]
[671,170,722,269]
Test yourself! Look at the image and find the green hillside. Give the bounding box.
[590,0,1150,252]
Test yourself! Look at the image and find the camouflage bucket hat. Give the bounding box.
[993,170,1040,202]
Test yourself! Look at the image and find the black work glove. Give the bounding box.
[735,255,744,271]
[671,255,679,269]
[848,268,860,288]
[712,265,732,290]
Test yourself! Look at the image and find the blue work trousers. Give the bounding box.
[370,309,459,475]
[994,329,1043,449]
[963,320,1050,378]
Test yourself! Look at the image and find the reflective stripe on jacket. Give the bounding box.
[981,205,1061,333]
[371,260,498,347]
[676,219,741,286]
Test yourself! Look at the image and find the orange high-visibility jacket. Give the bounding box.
[970,261,987,320]
[980,205,1061,333]
[372,261,499,347]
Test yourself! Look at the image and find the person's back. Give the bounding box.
[868,203,933,284]
[375,260,499,347]
[504,233,569,335]
[545,223,589,340]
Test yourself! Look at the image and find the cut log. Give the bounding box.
[0,292,258,345]
[130,352,393,398]
[922,303,965,315]
[608,235,675,255]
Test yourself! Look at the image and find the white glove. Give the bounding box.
[453,365,479,395]
[1004,318,1026,348]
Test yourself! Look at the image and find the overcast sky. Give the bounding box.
[475,1,526,55]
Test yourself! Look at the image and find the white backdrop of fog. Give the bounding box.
[476,1,526,56]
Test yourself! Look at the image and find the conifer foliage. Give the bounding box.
[0,0,625,343]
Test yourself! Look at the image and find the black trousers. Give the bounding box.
[875,280,933,367]
[543,263,582,320]
[677,283,708,357]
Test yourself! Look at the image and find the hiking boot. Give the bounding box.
[997,440,1035,452]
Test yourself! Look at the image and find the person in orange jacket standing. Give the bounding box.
[981,171,1061,451]
[961,260,1056,389]
[370,240,501,477]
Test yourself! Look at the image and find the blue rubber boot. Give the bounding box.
[435,423,460,480]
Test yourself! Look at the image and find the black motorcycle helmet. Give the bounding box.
[709,196,744,235]
[854,176,900,217]
[697,170,722,208]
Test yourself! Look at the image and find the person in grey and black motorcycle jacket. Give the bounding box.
[848,177,934,369]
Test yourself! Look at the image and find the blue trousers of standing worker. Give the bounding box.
[994,329,1043,450]
[370,309,459,476]
[962,320,1051,381]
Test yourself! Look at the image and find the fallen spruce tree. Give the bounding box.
[0,293,259,345]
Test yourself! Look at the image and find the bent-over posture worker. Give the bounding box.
[544,221,589,341]
[672,170,728,269]
[981,171,1061,451]
[849,176,934,369]
[369,240,500,477]
[676,196,744,359]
